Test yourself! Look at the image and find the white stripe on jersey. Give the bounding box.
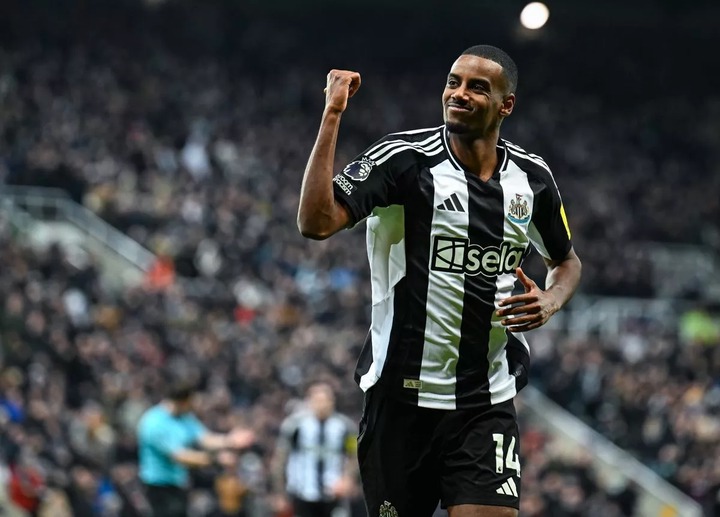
[375,139,443,166]
[506,140,567,255]
[417,160,470,409]
[360,205,407,391]
[489,159,534,404]
[366,133,441,161]
[506,146,551,174]
[504,141,550,168]
[527,221,551,260]
[388,125,444,136]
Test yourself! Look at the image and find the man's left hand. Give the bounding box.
[328,475,355,499]
[496,267,559,332]
[227,427,256,449]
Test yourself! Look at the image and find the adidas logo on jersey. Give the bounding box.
[436,193,465,212]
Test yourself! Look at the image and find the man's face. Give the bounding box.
[442,55,514,136]
[176,396,194,415]
[307,384,335,420]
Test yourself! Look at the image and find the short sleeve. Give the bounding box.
[140,417,184,457]
[332,135,409,226]
[277,414,300,451]
[528,170,572,261]
[186,415,207,444]
[342,416,357,455]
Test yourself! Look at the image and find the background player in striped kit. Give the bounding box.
[297,45,582,517]
[271,381,358,517]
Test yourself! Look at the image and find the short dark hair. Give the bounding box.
[166,378,197,402]
[304,377,335,395]
[461,45,518,93]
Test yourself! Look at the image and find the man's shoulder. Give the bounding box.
[363,126,445,167]
[331,412,356,430]
[503,139,555,180]
[138,404,166,431]
[383,125,444,143]
[280,410,309,430]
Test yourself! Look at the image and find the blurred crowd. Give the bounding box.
[1,0,719,516]
[0,218,633,517]
[532,312,720,516]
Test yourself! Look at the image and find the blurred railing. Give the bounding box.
[0,185,230,298]
[519,386,704,517]
[0,185,155,271]
[544,294,687,338]
[647,242,720,301]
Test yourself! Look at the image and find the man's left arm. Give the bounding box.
[496,249,581,332]
[195,417,255,451]
[543,247,582,313]
[498,168,582,332]
[330,418,360,499]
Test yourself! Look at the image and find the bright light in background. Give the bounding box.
[520,2,550,30]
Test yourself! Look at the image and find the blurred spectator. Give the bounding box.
[271,381,357,517]
[136,378,255,517]
[213,451,249,517]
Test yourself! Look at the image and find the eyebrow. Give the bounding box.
[447,73,492,89]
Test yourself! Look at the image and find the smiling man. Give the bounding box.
[297,45,582,517]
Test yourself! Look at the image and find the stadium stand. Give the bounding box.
[1,1,719,515]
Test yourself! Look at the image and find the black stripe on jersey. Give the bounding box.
[387,164,437,403]
[353,127,448,396]
[508,149,571,260]
[354,330,373,383]
[455,176,507,407]
[316,419,325,497]
[506,333,529,393]
[504,142,549,172]
[354,277,409,389]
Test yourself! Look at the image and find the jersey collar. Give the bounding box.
[442,127,509,179]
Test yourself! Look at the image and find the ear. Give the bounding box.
[499,93,515,118]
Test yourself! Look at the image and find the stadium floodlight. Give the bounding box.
[520,2,550,30]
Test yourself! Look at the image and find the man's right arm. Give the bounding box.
[269,418,298,514]
[140,416,214,469]
[171,449,213,469]
[297,69,360,240]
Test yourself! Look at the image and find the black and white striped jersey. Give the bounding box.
[333,125,573,410]
[278,411,356,502]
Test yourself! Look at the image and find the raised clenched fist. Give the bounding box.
[324,69,361,114]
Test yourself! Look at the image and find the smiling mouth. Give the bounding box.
[447,104,472,112]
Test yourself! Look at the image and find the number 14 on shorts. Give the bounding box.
[492,433,521,477]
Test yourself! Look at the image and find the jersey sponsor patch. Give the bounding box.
[431,236,524,277]
[342,156,376,182]
[333,174,356,195]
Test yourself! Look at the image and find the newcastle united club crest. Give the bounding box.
[379,501,398,517]
[508,194,531,224]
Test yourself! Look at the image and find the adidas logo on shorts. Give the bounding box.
[496,478,519,497]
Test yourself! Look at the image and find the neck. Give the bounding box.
[448,131,500,181]
[162,400,179,415]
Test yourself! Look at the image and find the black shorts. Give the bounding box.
[144,484,188,517]
[357,389,521,516]
[291,497,341,517]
